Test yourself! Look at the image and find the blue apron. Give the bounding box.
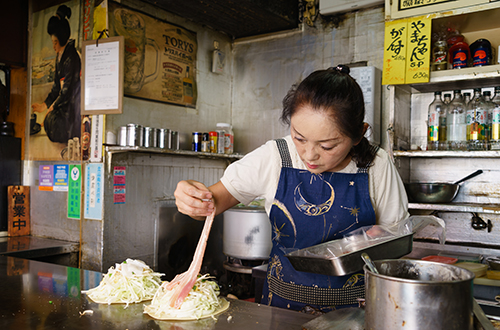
[260,139,377,312]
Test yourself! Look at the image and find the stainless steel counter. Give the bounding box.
[0,255,316,330]
[0,235,79,267]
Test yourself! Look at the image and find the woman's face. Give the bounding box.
[51,35,63,54]
[290,104,357,174]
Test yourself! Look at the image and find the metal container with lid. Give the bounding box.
[364,259,475,330]
[143,127,157,148]
[223,204,272,260]
[126,124,143,147]
[117,126,127,146]
[157,128,171,149]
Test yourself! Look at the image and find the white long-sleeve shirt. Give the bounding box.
[221,135,409,227]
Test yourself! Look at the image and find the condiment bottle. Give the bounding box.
[470,39,492,67]
[216,122,234,154]
[443,93,452,104]
[447,90,467,150]
[463,92,471,108]
[491,86,500,150]
[467,88,487,150]
[483,90,495,149]
[428,91,446,150]
[432,40,448,71]
[449,42,470,69]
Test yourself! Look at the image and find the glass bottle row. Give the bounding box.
[428,86,500,151]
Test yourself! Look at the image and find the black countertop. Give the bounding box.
[0,235,79,256]
[0,255,316,330]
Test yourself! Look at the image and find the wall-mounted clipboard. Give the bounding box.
[81,36,124,114]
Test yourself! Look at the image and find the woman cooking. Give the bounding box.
[174,65,409,312]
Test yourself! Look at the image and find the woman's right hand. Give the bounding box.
[174,180,215,219]
[31,103,47,113]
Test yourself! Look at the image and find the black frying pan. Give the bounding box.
[405,170,483,203]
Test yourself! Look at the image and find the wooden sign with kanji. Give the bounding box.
[8,186,30,236]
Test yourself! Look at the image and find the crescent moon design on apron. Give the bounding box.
[294,180,335,216]
[271,200,297,248]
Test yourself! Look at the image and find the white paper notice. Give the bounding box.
[84,41,120,110]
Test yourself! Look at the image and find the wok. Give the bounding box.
[405,170,483,203]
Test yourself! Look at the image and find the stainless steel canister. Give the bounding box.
[126,124,143,146]
[364,259,475,330]
[143,127,157,148]
[171,131,179,150]
[157,128,171,149]
[117,126,127,146]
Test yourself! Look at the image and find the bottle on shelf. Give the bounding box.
[443,93,452,104]
[467,88,488,150]
[216,122,234,154]
[491,86,500,150]
[483,90,495,150]
[428,91,447,150]
[447,90,467,150]
[463,92,471,107]
[448,42,470,69]
[432,40,448,71]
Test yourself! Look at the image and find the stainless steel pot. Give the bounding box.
[405,169,483,203]
[223,205,272,260]
[364,259,475,330]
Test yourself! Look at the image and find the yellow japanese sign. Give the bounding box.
[399,0,452,10]
[405,16,431,84]
[382,19,408,85]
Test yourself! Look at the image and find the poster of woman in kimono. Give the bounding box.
[30,1,82,161]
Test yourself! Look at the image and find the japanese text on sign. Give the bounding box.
[405,16,431,84]
[399,0,453,11]
[382,19,408,85]
[8,186,30,236]
[12,191,27,230]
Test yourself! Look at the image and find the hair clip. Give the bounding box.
[334,64,350,75]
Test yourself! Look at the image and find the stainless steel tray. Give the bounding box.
[285,233,413,276]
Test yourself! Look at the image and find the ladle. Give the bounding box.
[361,253,379,274]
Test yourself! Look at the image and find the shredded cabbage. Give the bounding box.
[144,274,223,320]
[83,259,164,308]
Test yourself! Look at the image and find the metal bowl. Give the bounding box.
[486,257,500,270]
[404,183,460,203]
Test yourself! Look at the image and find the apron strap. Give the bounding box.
[356,145,380,174]
[275,138,293,168]
[268,275,364,306]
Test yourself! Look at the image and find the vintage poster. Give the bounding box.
[29,0,84,161]
[108,1,198,108]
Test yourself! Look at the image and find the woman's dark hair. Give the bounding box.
[281,65,376,168]
[47,5,72,47]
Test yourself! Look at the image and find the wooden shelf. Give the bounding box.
[410,64,500,93]
[104,145,244,160]
[394,150,500,158]
[409,203,500,214]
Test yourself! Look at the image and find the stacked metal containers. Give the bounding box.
[117,124,179,150]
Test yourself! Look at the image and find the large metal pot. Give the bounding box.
[223,205,272,260]
[364,259,475,330]
[405,169,483,203]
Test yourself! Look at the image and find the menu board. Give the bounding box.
[405,16,431,84]
[382,16,431,85]
[382,19,408,85]
[81,36,124,114]
[108,2,198,108]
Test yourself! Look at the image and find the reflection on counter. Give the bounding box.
[0,255,316,330]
